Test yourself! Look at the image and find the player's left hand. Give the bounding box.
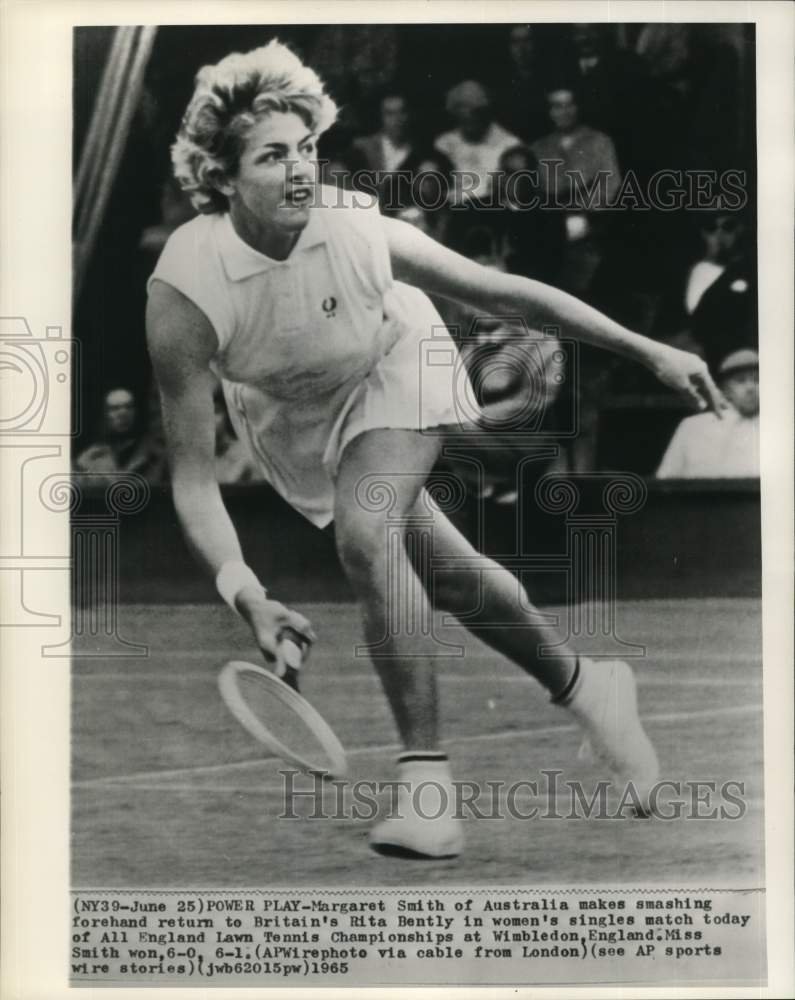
[647,344,728,417]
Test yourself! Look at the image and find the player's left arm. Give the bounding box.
[383,216,727,416]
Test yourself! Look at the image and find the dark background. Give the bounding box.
[72,22,757,464]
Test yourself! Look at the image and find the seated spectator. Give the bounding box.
[567,23,649,174]
[634,24,742,175]
[317,124,368,191]
[352,92,418,212]
[139,178,195,256]
[75,387,165,483]
[684,214,742,315]
[489,24,551,142]
[656,348,759,479]
[531,85,620,298]
[434,81,520,204]
[493,144,566,284]
[688,215,757,374]
[394,151,455,244]
[652,211,756,369]
[213,390,257,484]
[308,25,400,134]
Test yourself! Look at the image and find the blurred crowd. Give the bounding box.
[76,22,758,487]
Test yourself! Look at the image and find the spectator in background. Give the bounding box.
[634,24,742,176]
[308,25,399,134]
[531,86,622,471]
[494,144,566,284]
[627,26,694,193]
[317,123,368,190]
[396,150,455,243]
[656,348,759,479]
[434,81,519,204]
[139,177,196,256]
[688,214,757,375]
[352,92,441,215]
[445,144,566,285]
[567,23,648,174]
[531,85,620,298]
[75,387,165,483]
[353,93,413,189]
[213,390,257,484]
[653,211,756,369]
[489,25,550,143]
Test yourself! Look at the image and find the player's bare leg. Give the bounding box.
[334,428,463,857]
[407,495,577,691]
[408,497,659,811]
[334,430,448,751]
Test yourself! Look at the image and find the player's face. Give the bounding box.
[721,368,759,418]
[223,111,319,237]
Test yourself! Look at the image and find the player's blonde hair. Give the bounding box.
[171,40,338,214]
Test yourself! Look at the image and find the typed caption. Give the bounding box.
[70,887,765,987]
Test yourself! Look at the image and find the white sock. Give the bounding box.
[395,753,455,820]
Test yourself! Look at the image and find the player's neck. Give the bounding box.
[228,204,301,261]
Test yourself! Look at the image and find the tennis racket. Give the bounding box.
[218,646,348,779]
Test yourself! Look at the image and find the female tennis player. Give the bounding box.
[147,41,725,858]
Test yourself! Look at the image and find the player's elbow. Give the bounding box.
[169,459,218,505]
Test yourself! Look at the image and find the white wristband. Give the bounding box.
[216,560,265,611]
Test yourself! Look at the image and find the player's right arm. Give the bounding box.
[146,280,315,658]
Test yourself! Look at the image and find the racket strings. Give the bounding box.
[219,662,347,778]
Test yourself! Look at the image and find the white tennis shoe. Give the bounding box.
[369,806,464,860]
[561,657,659,813]
[369,759,464,859]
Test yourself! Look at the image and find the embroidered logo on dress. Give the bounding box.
[322,296,337,317]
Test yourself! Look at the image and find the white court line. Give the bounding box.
[73,703,761,791]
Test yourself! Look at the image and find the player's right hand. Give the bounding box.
[234,586,316,664]
[647,344,728,417]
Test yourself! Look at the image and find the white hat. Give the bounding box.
[446,80,490,113]
[717,348,758,376]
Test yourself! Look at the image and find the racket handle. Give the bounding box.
[280,627,307,670]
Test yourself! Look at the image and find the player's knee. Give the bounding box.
[429,556,506,614]
[424,570,462,613]
[335,516,386,586]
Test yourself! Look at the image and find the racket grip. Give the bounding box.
[280,627,308,670]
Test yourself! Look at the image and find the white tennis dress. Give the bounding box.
[148,186,473,527]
